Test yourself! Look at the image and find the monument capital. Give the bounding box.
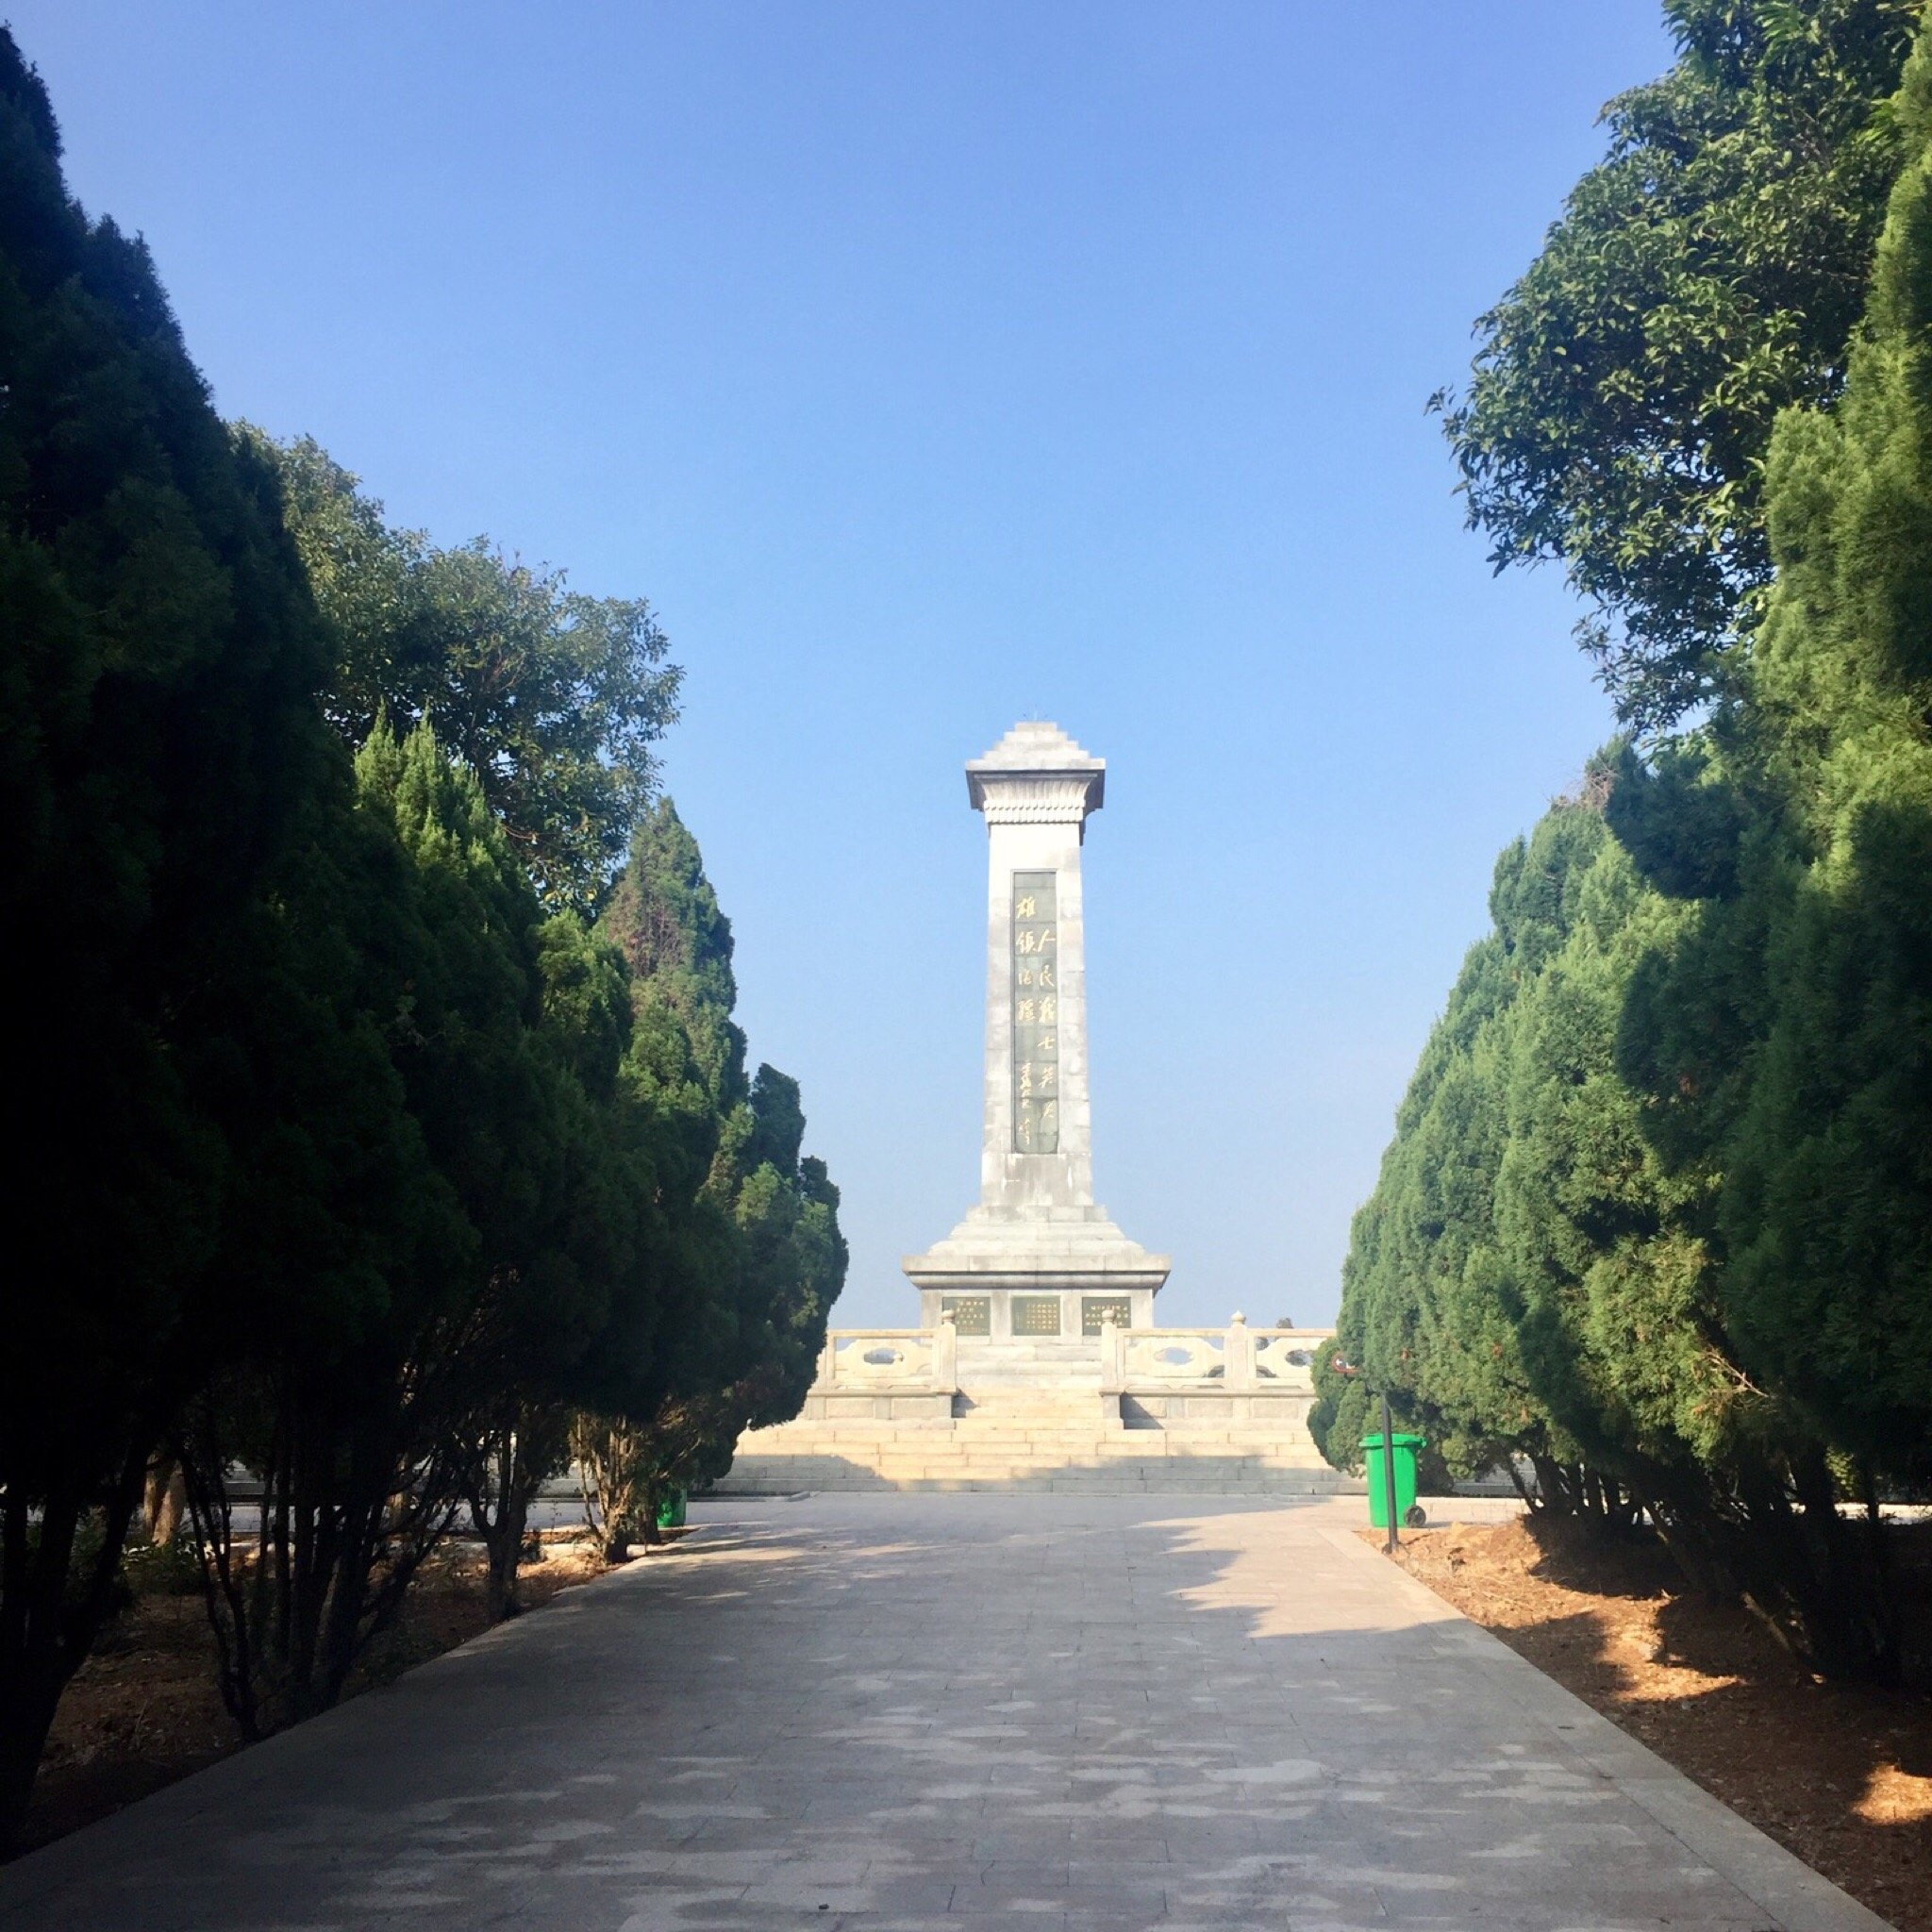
[965,720,1106,831]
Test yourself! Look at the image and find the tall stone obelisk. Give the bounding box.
[904,721,1169,1343]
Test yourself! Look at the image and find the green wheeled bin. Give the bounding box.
[1361,1432,1426,1529]
[655,1487,687,1531]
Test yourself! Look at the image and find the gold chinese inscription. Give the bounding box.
[941,1295,991,1337]
[1012,1294,1061,1336]
[1012,870,1059,1153]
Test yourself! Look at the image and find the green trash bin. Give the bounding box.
[1361,1432,1426,1529]
[655,1487,687,1530]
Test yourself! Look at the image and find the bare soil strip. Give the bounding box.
[15,1529,618,1859]
[1380,1518,1932,1932]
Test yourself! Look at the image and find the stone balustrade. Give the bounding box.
[804,1321,959,1420]
[721,1314,1344,1492]
[817,1324,958,1393]
[790,1313,1334,1430]
[1100,1316,1328,1395]
[1094,1315,1330,1425]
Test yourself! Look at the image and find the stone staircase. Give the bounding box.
[712,1376,1357,1497]
[948,1337,1108,1393]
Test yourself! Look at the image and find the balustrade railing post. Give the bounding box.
[934,1307,958,1392]
[1225,1311,1255,1392]
[1099,1310,1125,1395]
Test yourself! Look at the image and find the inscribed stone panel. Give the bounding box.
[1011,870,1059,1154]
[941,1295,991,1337]
[1012,1294,1061,1337]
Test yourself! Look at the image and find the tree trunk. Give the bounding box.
[573,1413,644,1562]
[487,1496,525,1618]
[143,1456,187,1546]
[0,1659,63,1857]
[0,1449,147,1853]
[468,1412,567,1621]
[482,1438,530,1622]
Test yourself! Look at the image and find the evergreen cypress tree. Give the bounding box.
[1491,815,1739,1530]
[178,719,673,1716]
[0,29,335,1840]
[1726,23,1932,1488]
[1317,802,1616,1493]
[1625,20,1932,1497]
[1336,8,1932,1681]
[592,800,845,1528]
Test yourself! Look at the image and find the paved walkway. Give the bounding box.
[0,1495,1886,1931]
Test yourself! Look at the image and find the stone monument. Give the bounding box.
[902,721,1170,1343]
[709,715,1340,1494]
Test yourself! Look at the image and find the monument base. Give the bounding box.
[902,1205,1171,1341]
[708,1320,1347,1496]
[710,1427,1354,1497]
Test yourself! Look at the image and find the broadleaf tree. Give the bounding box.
[1440,0,1918,728]
[253,431,682,915]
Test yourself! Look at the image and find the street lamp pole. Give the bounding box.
[1331,1352,1401,1557]
[1377,1386,1398,1559]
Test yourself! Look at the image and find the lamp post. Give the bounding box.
[1331,1352,1400,1557]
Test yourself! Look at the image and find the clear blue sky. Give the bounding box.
[15,3,1673,1328]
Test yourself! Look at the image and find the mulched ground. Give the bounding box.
[15,1528,625,1858]
[1380,1517,1932,1932]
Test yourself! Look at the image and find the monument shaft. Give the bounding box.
[978,790,1094,1209]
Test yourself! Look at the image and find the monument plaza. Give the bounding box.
[0,1495,1884,1931]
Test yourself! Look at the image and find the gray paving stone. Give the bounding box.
[0,1493,1890,1930]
